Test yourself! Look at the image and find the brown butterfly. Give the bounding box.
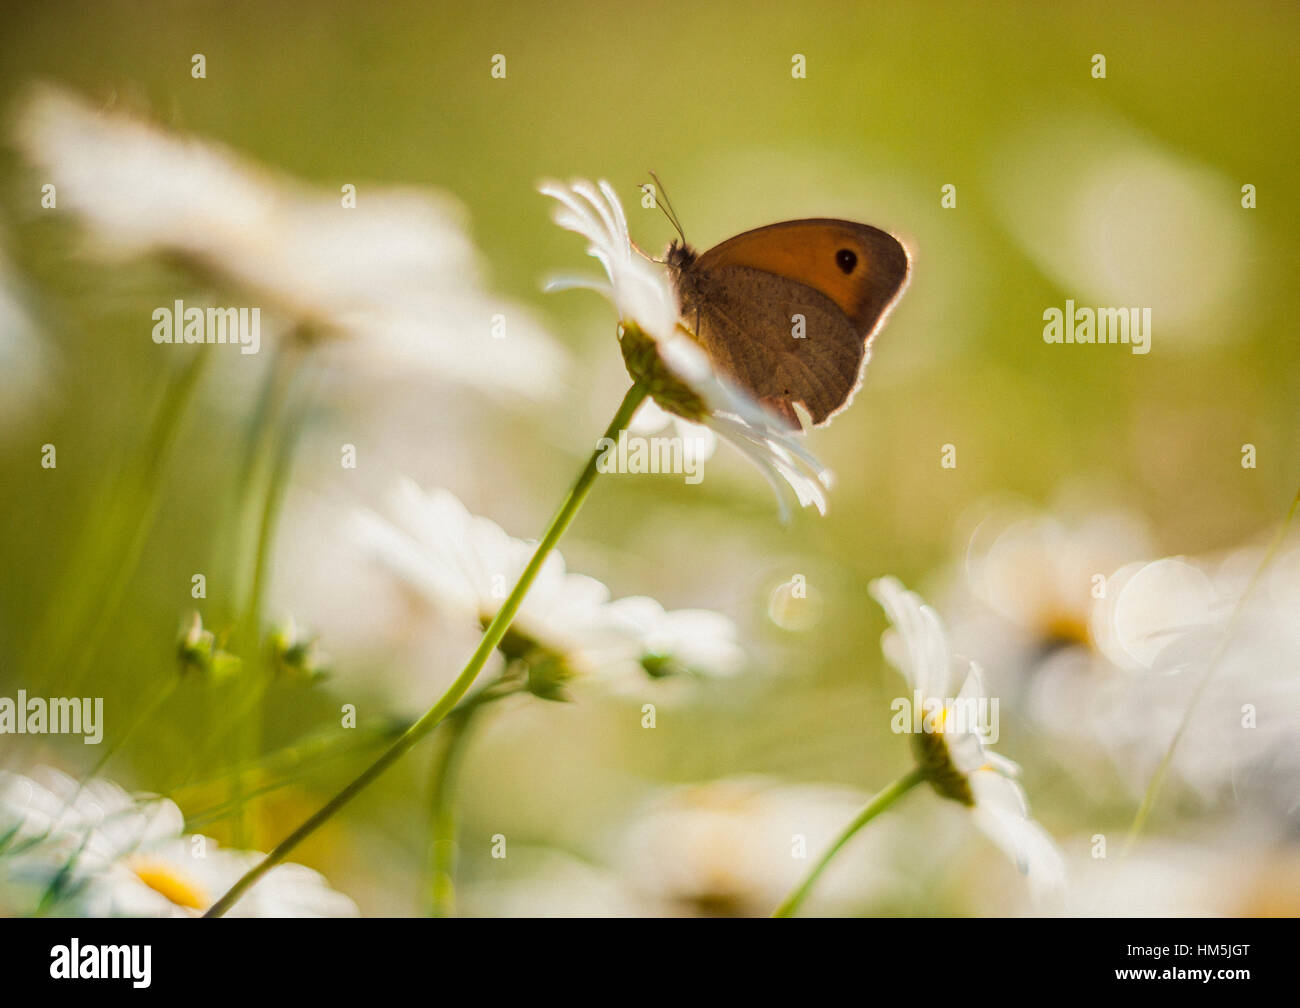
[663,214,910,430]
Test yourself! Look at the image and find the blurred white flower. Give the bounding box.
[942,503,1152,742]
[352,480,743,696]
[1054,822,1300,917]
[540,178,830,519]
[615,777,904,916]
[1089,543,1300,809]
[463,848,652,917]
[15,84,565,398]
[963,506,1152,656]
[86,837,357,919]
[606,594,743,680]
[871,576,1066,901]
[0,767,356,917]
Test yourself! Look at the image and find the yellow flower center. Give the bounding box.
[130,859,209,911]
[1043,610,1090,649]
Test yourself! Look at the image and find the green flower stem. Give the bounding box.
[26,349,211,703]
[427,701,483,918]
[772,766,926,918]
[203,381,650,917]
[1125,484,1300,852]
[231,343,314,846]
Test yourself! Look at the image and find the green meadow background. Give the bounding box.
[0,1,1296,914]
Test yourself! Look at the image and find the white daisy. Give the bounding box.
[870,576,1066,900]
[15,84,564,398]
[0,767,356,917]
[1089,544,1300,809]
[939,503,1154,753]
[352,480,743,696]
[616,777,903,916]
[605,595,743,680]
[960,505,1152,656]
[540,178,831,519]
[81,837,357,918]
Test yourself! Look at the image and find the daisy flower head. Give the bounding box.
[540,178,831,519]
[870,576,1066,900]
[1086,543,1300,811]
[353,481,744,699]
[15,84,564,398]
[617,777,898,916]
[0,767,355,917]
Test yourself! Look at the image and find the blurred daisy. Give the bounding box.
[606,595,743,680]
[0,767,356,917]
[616,777,902,916]
[1089,544,1300,810]
[941,503,1152,749]
[1051,819,1300,917]
[83,837,357,918]
[541,178,830,519]
[15,84,564,397]
[871,576,1066,900]
[948,504,1151,673]
[463,848,652,917]
[352,480,743,698]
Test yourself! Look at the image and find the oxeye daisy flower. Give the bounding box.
[955,504,1152,663]
[82,837,357,918]
[0,767,356,917]
[1090,544,1300,813]
[540,178,830,519]
[15,84,564,397]
[351,480,744,698]
[869,576,1066,900]
[618,777,903,917]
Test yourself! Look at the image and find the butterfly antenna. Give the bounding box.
[647,170,687,246]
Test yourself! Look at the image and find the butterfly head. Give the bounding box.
[665,239,697,273]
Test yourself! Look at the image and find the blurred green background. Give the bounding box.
[1,1,1296,915]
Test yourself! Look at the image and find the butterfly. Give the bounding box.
[657,193,910,430]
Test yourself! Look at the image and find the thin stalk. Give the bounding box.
[28,349,211,703]
[427,703,482,918]
[772,767,926,918]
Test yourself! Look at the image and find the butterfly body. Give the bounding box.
[666,219,909,429]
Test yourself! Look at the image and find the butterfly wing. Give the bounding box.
[682,219,909,427]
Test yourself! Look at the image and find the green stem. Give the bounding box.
[230,343,312,846]
[772,766,926,918]
[1125,484,1300,852]
[202,382,649,917]
[28,349,211,702]
[427,702,482,918]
